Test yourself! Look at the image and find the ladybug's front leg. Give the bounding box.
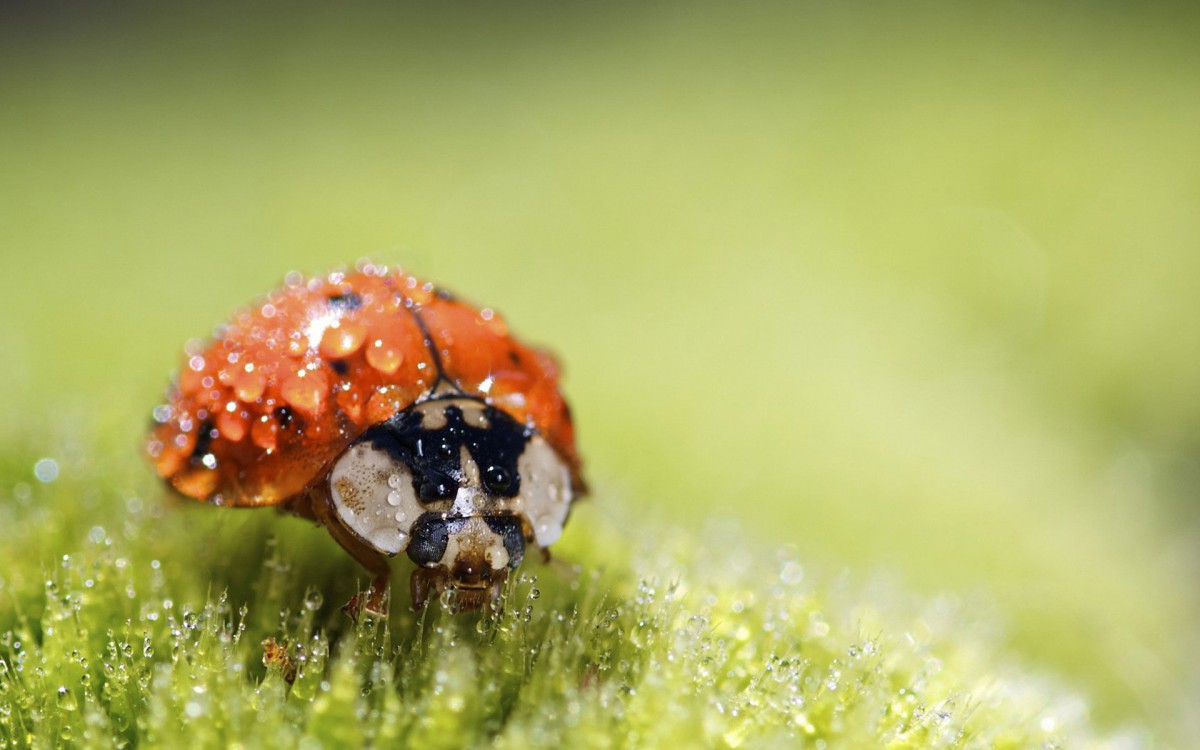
[410,567,439,612]
[308,489,392,619]
[341,551,391,621]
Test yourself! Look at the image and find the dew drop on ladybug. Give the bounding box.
[146,263,584,616]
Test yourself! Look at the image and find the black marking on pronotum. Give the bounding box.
[327,292,363,310]
[189,418,216,465]
[358,400,532,503]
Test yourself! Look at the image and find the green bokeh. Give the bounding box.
[2,1,1198,741]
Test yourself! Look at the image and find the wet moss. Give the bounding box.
[0,435,1143,749]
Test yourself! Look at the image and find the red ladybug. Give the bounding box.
[146,262,584,616]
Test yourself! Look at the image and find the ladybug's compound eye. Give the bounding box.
[406,514,452,567]
[328,442,425,555]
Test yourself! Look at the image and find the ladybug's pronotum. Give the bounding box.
[146,263,584,616]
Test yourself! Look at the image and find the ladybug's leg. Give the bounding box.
[332,525,392,620]
[308,490,391,619]
[410,567,439,611]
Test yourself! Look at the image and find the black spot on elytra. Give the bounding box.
[189,419,216,465]
[334,410,357,440]
[508,350,521,365]
[327,293,362,310]
[274,406,304,431]
[330,360,348,376]
[434,287,456,302]
[357,399,531,504]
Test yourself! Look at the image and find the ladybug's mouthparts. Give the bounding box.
[409,565,509,613]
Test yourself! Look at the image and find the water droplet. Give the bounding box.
[366,340,404,375]
[216,410,248,442]
[825,669,841,690]
[233,369,267,402]
[304,590,324,611]
[780,562,804,585]
[319,321,367,358]
[250,416,278,451]
[281,370,328,416]
[33,458,59,483]
[386,490,402,507]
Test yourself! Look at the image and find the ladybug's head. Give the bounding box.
[325,395,574,610]
[403,513,525,610]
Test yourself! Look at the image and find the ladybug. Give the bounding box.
[145,263,584,616]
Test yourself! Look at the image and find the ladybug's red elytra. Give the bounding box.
[146,263,584,616]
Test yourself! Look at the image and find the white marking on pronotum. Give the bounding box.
[329,443,424,554]
[515,435,573,547]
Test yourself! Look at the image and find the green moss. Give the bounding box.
[0,436,1141,749]
[2,2,1200,740]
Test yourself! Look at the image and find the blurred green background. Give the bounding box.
[2,1,1198,742]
